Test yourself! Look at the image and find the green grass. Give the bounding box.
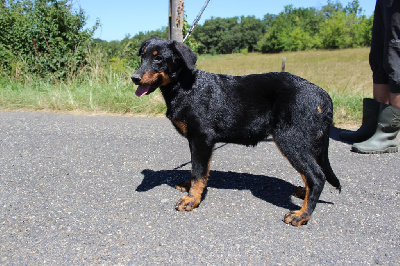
[0,71,166,115]
[0,47,372,126]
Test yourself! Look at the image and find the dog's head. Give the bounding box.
[131,37,197,97]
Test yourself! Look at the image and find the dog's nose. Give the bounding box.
[131,74,142,84]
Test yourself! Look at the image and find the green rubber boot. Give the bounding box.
[339,98,381,142]
[352,105,400,154]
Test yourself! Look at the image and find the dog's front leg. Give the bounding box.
[175,139,213,211]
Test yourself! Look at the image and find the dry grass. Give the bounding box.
[198,47,371,94]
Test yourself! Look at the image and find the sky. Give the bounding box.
[73,0,376,42]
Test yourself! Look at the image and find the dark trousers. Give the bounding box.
[369,0,400,93]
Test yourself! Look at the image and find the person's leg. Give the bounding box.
[391,93,400,107]
[345,0,400,152]
[373,83,390,104]
[339,1,387,142]
[355,2,400,153]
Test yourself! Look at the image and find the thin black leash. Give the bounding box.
[182,0,211,43]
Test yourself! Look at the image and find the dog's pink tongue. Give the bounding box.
[135,85,150,97]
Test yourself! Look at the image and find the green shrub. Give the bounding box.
[0,0,98,80]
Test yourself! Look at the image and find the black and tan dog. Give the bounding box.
[131,37,341,226]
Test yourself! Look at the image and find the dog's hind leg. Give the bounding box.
[283,169,325,226]
[175,139,214,211]
[274,135,326,226]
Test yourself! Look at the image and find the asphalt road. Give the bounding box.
[0,111,399,265]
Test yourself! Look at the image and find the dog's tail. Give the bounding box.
[319,134,341,193]
[320,96,341,192]
[322,158,341,193]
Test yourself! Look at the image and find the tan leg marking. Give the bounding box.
[175,159,211,211]
[284,174,311,226]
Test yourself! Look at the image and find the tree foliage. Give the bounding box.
[257,0,373,53]
[0,0,98,79]
[94,27,168,71]
[192,16,264,54]
[188,0,372,54]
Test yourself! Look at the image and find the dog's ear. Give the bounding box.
[171,41,197,71]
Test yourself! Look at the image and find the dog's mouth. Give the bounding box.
[135,85,157,97]
[134,71,171,97]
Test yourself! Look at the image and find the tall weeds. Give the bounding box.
[0,45,165,115]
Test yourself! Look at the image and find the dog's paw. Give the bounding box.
[284,210,310,226]
[175,195,200,211]
[175,180,191,192]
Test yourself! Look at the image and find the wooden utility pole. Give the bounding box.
[169,0,184,41]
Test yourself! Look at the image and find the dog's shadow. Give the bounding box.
[136,129,341,211]
[136,169,328,211]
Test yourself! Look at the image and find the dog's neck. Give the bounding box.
[161,68,196,95]
[160,68,197,120]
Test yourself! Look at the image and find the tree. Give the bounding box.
[320,11,352,49]
[319,9,371,49]
[240,16,265,52]
[345,0,363,16]
[192,16,264,54]
[257,5,322,53]
[257,1,372,53]
[321,0,344,18]
[0,0,98,79]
